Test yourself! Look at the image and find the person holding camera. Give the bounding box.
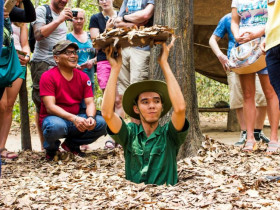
[66,8,96,151]
[231,0,279,153]
[30,0,71,150]
[67,8,95,93]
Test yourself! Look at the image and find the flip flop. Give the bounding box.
[266,142,280,155]
[242,141,258,152]
[0,148,18,159]
[104,140,115,149]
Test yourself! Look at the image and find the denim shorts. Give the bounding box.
[266,43,280,107]
[257,67,268,75]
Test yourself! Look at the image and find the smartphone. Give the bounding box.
[72,10,78,17]
[4,0,17,13]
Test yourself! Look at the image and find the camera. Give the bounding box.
[72,10,78,17]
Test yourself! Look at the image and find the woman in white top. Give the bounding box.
[231,0,279,153]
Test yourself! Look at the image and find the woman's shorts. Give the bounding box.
[228,72,267,109]
[19,65,27,80]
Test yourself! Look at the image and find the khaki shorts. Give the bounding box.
[118,47,150,95]
[30,61,54,112]
[228,72,267,109]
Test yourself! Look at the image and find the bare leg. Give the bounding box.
[235,108,246,130]
[0,78,23,157]
[258,74,279,141]
[255,106,267,129]
[35,112,44,151]
[239,74,256,142]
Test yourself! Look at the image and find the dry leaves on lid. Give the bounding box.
[92,25,175,49]
[1,136,280,209]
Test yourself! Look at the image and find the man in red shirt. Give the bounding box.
[39,40,106,160]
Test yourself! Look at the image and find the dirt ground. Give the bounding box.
[5,113,273,152]
[2,113,280,209]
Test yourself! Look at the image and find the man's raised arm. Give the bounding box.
[158,38,186,131]
[101,47,123,134]
[114,3,154,27]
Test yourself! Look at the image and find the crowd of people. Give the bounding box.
[210,0,280,153]
[0,0,280,185]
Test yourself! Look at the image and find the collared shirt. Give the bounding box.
[107,118,189,185]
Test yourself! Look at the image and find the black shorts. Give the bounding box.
[266,43,280,108]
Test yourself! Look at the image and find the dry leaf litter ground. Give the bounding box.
[1,137,280,209]
[2,113,279,209]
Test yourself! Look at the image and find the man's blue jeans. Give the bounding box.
[42,114,107,151]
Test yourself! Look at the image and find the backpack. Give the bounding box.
[28,5,53,53]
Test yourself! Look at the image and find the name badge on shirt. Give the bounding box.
[268,0,275,4]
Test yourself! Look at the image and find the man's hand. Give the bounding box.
[113,17,136,28]
[85,117,96,131]
[106,18,115,29]
[113,17,123,25]
[217,53,230,72]
[236,31,261,44]
[234,35,249,44]
[4,10,9,18]
[77,59,94,70]
[57,7,73,23]
[17,54,30,66]
[105,45,122,68]
[73,116,88,132]
[157,36,176,65]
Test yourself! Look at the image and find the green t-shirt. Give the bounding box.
[107,118,189,185]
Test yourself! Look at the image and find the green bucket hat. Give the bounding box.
[122,80,172,120]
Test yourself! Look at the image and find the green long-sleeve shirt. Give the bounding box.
[107,118,189,185]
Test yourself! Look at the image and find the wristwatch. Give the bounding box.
[123,15,130,23]
[88,116,96,120]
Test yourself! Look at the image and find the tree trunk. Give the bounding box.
[19,79,32,150]
[227,110,240,132]
[76,0,82,8]
[150,0,204,158]
[67,0,73,32]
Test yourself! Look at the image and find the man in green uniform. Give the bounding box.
[101,38,189,185]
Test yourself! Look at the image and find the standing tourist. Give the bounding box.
[231,0,279,152]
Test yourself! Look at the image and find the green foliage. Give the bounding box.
[196,73,229,108]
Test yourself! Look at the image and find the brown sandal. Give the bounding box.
[0,148,18,159]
